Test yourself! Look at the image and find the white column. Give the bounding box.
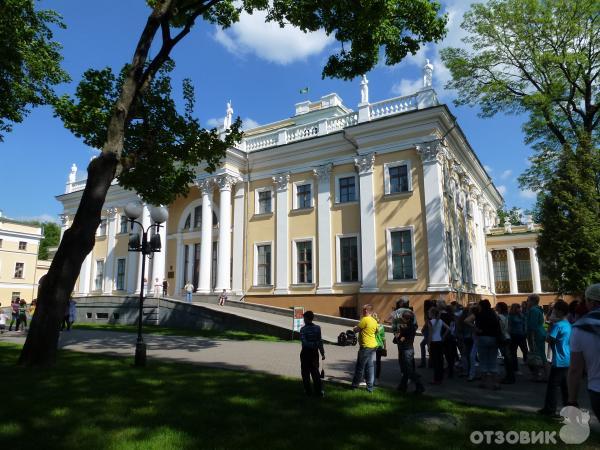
[135,205,151,294]
[151,221,167,295]
[175,232,184,294]
[185,245,193,289]
[313,164,333,293]
[273,173,290,294]
[506,247,518,294]
[78,252,92,295]
[197,179,214,294]
[231,182,245,295]
[103,208,118,294]
[477,205,487,288]
[487,250,496,294]
[355,153,378,292]
[530,246,542,293]
[416,141,451,291]
[215,174,237,292]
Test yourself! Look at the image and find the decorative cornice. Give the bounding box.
[272,173,290,192]
[313,163,333,182]
[215,174,239,192]
[354,153,375,174]
[416,140,447,164]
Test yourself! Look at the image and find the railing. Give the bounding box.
[327,112,358,132]
[369,93,419,119]
[287,122,319,143]
[245,132,279,151]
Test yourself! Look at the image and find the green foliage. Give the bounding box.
[537,143,600,294]
[496,207,523,227]
[54,63,243,206]
[39,222,60,260]
[440,0,599,192]
[0,0,69,141]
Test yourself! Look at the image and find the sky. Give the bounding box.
[0,0,537,223]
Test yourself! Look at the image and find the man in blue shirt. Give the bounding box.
[539,300,571,417]
[299,311,325,397]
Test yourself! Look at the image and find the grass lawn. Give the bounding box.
[72,322,281,342]
[0,343,597,450]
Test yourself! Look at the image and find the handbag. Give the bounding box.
[380,348,388,357]
[320,368,325,379]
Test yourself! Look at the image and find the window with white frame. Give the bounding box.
[98,218,107,236]
[115,258,126,290]
[18,241,27,250]
[384,161,411,195]
[338,236,359,282]
[95,260,104,290]
[296,240,313,283]
[14,262,24,278]
[294,182,313,209]
[255,244,272,285]
[257,189,272,214]
[387,228,415,280]
[119,215,128,234]
[336,175,357,203]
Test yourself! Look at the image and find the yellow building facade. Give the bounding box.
[0,216,49,306]
[58,69,559,319]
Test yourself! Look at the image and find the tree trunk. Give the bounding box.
[18,154,117,366]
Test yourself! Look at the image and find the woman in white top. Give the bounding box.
[427,307,450,384]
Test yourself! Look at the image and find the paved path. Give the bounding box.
[2,328,597,428]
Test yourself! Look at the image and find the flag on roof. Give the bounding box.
[299,87,309,94]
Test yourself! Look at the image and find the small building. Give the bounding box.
[0,214,49,306]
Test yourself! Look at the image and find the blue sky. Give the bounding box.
[0,0,536,223]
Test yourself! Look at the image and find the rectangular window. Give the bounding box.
[95,260,104,291]
[338,176,356,203]
[296,241,312,283]
[340,236,359,282]
[389,165,409,193]
[18,241,27,250]
[98,219,107,236]
[515,248,533,293]
[256,244,272,285]
[14,262,24,278]
[116,258,126,290]
[296,184,312,209]
[492,250,509,294]
[390,230,414,280]
[258,191,272,214]
[120,215,128,234]
[11,292,21,301]
[193,205,202,228]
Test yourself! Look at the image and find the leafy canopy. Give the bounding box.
[0,0,69,141]
[54,63,242,205]
[39,222,60,260]
[440,0,599,191]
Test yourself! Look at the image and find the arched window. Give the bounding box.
[184,214,191,230]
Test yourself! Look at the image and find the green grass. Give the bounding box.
[0,343,597,450]
[72,322,282,342]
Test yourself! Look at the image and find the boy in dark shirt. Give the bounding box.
[396,310,425,394]
[299,311,325,397]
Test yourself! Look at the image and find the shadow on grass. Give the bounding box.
[2,343,597,450]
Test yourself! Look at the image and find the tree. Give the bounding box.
[39,222,60,260]
[19,0,447,366]
[496,207,523,227]
[440,0,600,292]
[0,0,69,141]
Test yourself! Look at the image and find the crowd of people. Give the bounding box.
[299,284,600,423]
[0,296,77,333]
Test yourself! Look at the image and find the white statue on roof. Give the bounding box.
[360,75,369,104]
[423,59,434,88]
[224,100,233,130]
[68,163,77,184]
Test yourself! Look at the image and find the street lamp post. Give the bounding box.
[124,201,169,367]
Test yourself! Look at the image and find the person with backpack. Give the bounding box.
[299,310,325,397]
[351,304,378,393]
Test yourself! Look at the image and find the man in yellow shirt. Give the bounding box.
[351,304,379,392]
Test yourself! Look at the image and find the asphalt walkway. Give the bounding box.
[1,327,597,428]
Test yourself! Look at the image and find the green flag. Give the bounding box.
[299,87,309,94]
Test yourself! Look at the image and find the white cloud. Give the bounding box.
[205,116,260,131]
[500,169,513,180]
[496,185,507,195]
[483,164,493,174]
[15,214,59,224]
[213,10,334,65]
[205,117,223,129]
[391,78,423,97]
[519,189,537,199]
[241,117,260,131]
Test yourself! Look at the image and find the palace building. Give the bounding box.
[56,63,559,319]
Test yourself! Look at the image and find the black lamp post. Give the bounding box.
[124,201,169,367]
